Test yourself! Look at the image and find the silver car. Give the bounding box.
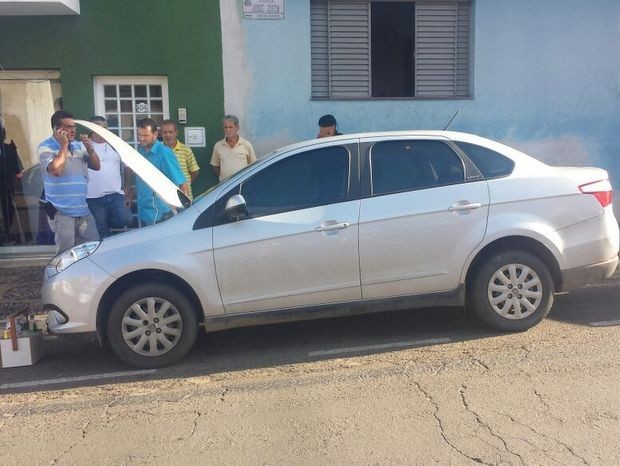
[42,126,620,368]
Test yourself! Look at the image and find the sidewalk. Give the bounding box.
[0,258,49,321]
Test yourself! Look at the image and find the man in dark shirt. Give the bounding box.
[0,127,24,243]
[317,114,343,138]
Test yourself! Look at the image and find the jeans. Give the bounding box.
[86,193,131,238]
[1,189,16,243]
[48,212,99,254]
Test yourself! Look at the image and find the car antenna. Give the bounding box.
[443,110,459,130]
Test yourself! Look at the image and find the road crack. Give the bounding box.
[174,411,201,442]
[460,384,526,465]
[412,380,490,465]
[518,344,533,363]
[494,410,589,466]
[177,388,199,402]
[533,388,551,411]
[472,356,490,371]
[189,411,200,439]
[48,420,91,465]
[101,396,121,426]
[515,372,564,424]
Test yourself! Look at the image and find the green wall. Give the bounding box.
[0,0,224,193]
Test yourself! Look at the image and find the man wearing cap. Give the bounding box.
[317,114,342,138]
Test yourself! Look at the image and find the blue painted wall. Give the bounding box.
[226,0,620,202]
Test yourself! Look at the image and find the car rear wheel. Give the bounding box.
[106,283,198,368]
[469,250,554,331]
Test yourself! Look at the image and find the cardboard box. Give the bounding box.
[0,332,43,368]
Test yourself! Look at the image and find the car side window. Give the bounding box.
[455,142,515,178]
[240,146,350,218]
[370,140,464,196]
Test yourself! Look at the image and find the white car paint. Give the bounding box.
[41,130,619,367]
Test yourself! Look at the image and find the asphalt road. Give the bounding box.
[1,277,619,465]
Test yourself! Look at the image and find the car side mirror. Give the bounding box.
[224,194,248,219]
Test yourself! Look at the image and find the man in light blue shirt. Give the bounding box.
[127,118,187,225]
[39,110,101,253]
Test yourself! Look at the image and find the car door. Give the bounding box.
[212,144,361,314]
[359,138,489,299]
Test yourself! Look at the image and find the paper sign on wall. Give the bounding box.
[184,127,206,147]
[243,0,285,19]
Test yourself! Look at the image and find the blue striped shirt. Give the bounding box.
[38,136,90,217]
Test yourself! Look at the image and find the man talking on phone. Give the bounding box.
[38,110,101,253]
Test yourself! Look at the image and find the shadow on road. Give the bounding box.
[548,276,620,326]
[2,305,497,393]
[2,275,619,394]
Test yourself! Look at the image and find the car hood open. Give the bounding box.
[77,120,191,209]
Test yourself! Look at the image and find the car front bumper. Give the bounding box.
[42,258,111,334]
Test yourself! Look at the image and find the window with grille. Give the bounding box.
[93,76,170,147]
[93,76,170,228]
[310,0,472,99]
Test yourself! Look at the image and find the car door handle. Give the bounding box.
[448,202,481,212]
[315,222,350,232]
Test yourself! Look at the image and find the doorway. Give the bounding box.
[0,70,61,255]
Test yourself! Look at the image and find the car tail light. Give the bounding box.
[579,179,613,207]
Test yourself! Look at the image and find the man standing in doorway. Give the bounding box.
[86,116,131,238]
[210,115,257,181]
[161,120,200,199]
[38,110,101,253]
[1,127,24,244]
[125,118,187,225]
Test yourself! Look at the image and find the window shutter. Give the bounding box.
[311,1,329,98]
[456,2,471,97]
[328,2,371,98]
[415,2,461,97]
[312,0,471,99]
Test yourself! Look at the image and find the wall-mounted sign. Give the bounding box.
[184,127,206,147]
[243,0,284,20]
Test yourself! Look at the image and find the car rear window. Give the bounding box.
[455,142,515,178]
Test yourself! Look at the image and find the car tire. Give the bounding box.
[469,250,554,332]
[106,283,199,368]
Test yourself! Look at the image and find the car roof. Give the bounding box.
[261,130,549,175]
[268,130,517,156]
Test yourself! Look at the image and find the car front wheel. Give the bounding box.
[106,283,199,368]
[469,250,555,331]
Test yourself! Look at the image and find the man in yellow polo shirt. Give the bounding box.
[210,114,257,181]
[161,120,200,199]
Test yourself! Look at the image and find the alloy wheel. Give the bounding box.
[487,263,543,320]
[121,297,183,356]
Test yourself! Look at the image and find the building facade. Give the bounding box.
[2,0,619,257]
[221,0,620,211]
[0,0,224,256]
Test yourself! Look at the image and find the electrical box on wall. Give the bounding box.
[177,107,187,124]
[184,127,206,147]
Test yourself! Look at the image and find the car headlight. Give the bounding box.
[46,241,101,278]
